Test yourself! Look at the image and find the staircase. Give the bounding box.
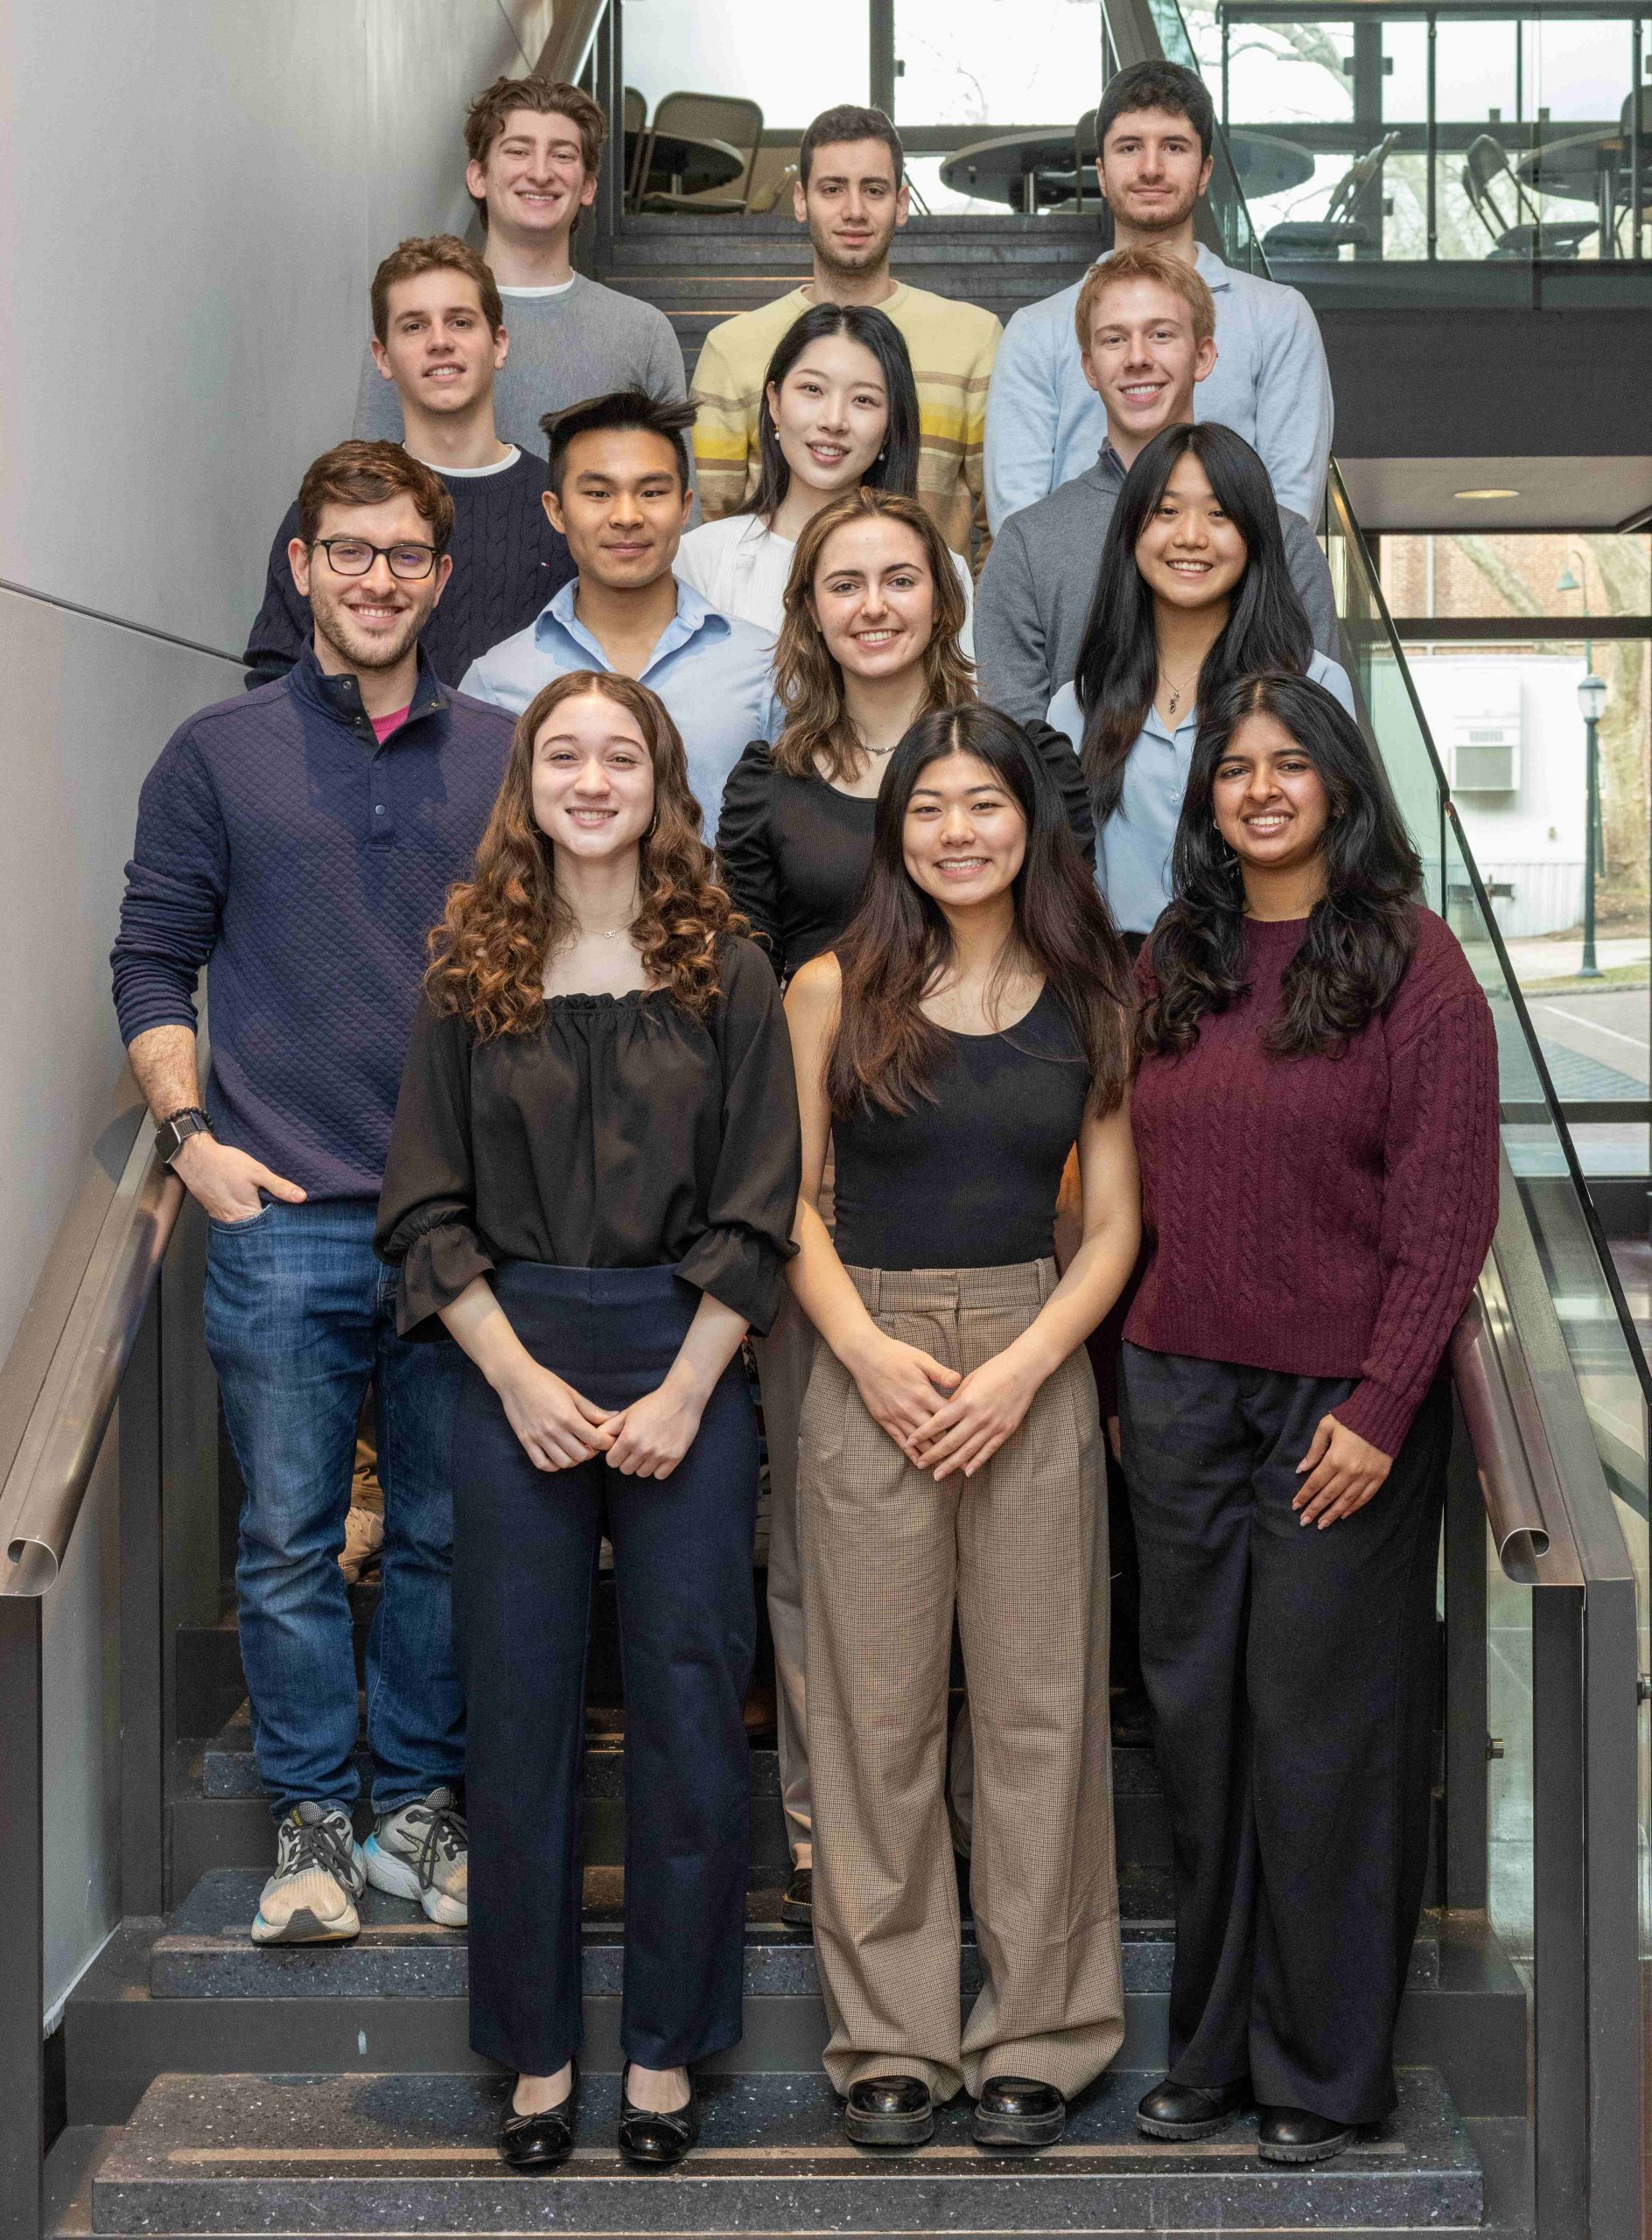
[44,1558,1532,2239]
[40,210,1540,2240]
[598,210,1105,377]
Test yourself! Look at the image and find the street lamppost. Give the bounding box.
[1558,556,1608,981]
[1577,668,1609,979]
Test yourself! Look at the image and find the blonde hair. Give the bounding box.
[770,488,974,785]
[1074,244,1216,352]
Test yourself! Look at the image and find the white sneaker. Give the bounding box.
[363,1787,469,1925]
[251,1802,366,1944]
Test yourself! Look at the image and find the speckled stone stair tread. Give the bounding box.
[87,2068,1481,2236]
[148,1866,1178,2001]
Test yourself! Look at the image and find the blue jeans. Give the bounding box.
[205,1199,465,1819]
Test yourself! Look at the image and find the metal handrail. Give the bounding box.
[533,0,609,84]
[1452,1169,1585,1587]
[0,1081,178,1597]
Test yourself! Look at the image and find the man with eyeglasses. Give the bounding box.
[113,440,514,1950]
[245,235,575,690]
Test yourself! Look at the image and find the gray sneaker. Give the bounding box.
[363,1787,469,1925]
[251,1802,366,1944]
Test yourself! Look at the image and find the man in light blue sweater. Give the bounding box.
[984,60,1331,534]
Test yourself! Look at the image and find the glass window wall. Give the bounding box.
[1382,531,1652,1177]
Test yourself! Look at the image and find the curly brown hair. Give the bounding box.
[426,672,744,1038]
[771,488,974,784]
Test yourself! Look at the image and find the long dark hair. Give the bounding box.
[1138,672,1423,1060]
[743,304,921,525]
[827,706,1134,1119]
[1074,423,1313,819]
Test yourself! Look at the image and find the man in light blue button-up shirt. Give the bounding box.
[461,390,781,825]
[984,62,1332,534]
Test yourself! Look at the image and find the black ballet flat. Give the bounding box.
[1137,2075,1250,2141]
[1257,2104,1358,2164]
[970,2075,1067,2150]
[499,2063,578,2170]
[617,2065,700,2167]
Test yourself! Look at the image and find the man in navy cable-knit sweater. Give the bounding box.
[114,440,512,1950]
[243,234,573,690]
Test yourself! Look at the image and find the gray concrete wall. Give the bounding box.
[0,0,553,2017]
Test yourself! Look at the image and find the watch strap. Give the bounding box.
[156,1107,212,1164]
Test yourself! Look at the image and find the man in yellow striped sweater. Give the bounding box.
[690,105,1001,569]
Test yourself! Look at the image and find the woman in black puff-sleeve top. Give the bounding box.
[376,671,799,2174]
[711,487,1094,1930]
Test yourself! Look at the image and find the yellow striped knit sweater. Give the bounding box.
[690,282,1002,565]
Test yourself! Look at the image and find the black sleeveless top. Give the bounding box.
[831,984,1091,1271]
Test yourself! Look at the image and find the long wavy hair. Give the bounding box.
[743,304,922,524]
[1139,671,1423,1061]
[827,705,1134,1119]
[1074,423,1314,820]
[426,670,743,1037]
[772,488,974,784]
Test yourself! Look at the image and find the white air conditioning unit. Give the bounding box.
[1449,706,1522,793]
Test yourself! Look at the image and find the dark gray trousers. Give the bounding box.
[1119,1343,1451,2125]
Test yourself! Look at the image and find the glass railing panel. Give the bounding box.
[1487,1529,1536,1970]
[1179,0,1649,269]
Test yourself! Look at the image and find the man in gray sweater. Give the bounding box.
[355,75,684,455]
[976,246,1338,731]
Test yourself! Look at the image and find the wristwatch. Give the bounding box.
[156,1107,212,1166]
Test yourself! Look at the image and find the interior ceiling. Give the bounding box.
[1336,458,1652,535]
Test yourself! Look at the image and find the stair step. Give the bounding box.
[148,1870,1175,2002]
[87,2067,1482,2235]
[176,1730,1172,1887]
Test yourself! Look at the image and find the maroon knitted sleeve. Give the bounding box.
[1331,929,1501,1455]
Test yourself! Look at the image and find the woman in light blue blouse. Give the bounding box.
[1046,423,1354,948]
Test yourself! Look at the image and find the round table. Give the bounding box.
[937,125,1312,210]
[1516,127,1651,258]
[626,129,745,201]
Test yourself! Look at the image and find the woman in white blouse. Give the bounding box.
[678,304,974,651]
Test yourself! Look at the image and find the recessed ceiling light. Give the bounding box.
[1453,486,1520,500]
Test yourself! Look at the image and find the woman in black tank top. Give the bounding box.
[783,706,1140,2152]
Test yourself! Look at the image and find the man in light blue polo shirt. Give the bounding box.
[984,60,1332,534]
[462,389,780,819]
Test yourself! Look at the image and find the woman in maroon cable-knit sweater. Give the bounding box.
[1121,670,1500,2167]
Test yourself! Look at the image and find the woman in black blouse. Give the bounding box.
[715,488,1092,1928]
[376,670,800,2174]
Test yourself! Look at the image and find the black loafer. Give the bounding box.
[780,1867,813,1927]
[499,2064,578,2169]
[1257,2105,1357,2164]
[617,2066,699,2168]
[971,2075,1066,2150]
[844,2074,934,2147]
[1137,2076,1251,2140]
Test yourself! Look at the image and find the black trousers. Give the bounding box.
[1119,1343,1451,2125]
[452,1262,758,2077]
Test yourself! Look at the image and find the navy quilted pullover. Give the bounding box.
[112,648,513,1200]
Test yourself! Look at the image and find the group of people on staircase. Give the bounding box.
[110,51,1501,2183]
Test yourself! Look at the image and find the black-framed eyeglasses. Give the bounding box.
[311,536,440,581]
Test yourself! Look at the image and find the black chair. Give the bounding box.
[1461,132,1595,259]
[622,88,650,210]
[637,92,763,214]
[1261,130,1398,260]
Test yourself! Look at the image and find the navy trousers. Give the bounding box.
[452,1263,758,2077]
[1120,1344,1451,2126]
